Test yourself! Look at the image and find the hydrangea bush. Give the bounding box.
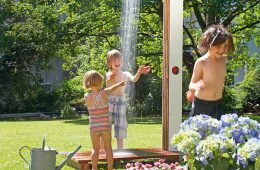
[171,114,260,169]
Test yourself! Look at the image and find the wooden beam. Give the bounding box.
[162,0,170,151]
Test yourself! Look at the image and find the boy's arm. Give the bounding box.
[130,65,151,82]
[189,60,205,91]
[104,81,127,94]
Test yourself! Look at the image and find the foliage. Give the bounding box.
[132,74,162,116]
[222,63,260,113]
[237,65,260,112]
[0,81,60,113]
[0,0,259,114]
[21,84,59,112]
[54,79,84,109]
[0,0,62,113]
[222,86,241,113]
[57,0,259,116]
[171,114,260,169]
[60,104,77,118]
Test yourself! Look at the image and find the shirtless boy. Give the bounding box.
[106,49,150,149]
[188,24,235,119]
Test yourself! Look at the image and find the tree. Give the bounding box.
[0,0,259,114]
[183,0,259,72]
[0,0,61,112]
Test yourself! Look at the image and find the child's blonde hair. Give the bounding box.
[106,49,122,70]
[198,24,235,53]
[83,70,104,89]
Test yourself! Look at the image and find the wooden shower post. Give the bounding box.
[163,0,183,151]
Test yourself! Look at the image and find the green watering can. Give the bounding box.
[19,135,81,170]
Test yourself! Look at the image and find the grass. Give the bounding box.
[0,116,162,170]
[2,114,259,169]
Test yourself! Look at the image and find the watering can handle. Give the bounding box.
[19,146,31,166]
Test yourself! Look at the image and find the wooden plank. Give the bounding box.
[67,148,179,170]
[163,0,170,151]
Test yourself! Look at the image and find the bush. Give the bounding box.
[131,75,162,116]
[171,114,260,169]
[222,86,241,113]
[54,79,84,112]
[60,104,77,118]
[0,82,60,113]
[238,65,260,113]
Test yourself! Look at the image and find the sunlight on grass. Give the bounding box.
[0,116,162,170]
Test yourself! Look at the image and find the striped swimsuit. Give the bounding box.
[87,90,111,133]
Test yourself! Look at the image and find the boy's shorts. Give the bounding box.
[191,97,223,120]
[108,95,127,139]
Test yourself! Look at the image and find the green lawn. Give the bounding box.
[2,114,259,169]
[0,116,162,170]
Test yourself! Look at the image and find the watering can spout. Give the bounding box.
[56,145,81,170]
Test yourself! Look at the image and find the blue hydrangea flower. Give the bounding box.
[231,129,245,143]
[195,134,236,165]
[237,138,260,168]
[171,114,260,169]
[221,113,238,128]
[171,130,201,155]
[180,114,221,139]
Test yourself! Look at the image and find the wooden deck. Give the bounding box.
[67,148,180,170]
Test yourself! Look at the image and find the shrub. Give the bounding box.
[171,114,260,169]
[238,65,260,113]
[60,104,77,118]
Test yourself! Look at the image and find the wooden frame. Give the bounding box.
[163,0,183,151]
[162,0,170,151]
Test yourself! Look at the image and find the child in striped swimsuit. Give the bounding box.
[83,70,126,170]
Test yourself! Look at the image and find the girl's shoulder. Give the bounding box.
[84,93,91,101]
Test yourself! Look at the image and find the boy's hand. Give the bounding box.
[107,72,116,81]
[138,65,151,75]
[186,90,195,102]
[119,81,127,86]
[197,80,205,90]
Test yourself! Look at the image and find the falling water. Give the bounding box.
[119,0,141,115]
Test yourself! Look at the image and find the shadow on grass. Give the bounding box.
[63,119,89,125]
[128,117,162,124]
[0,114,189,125]
[63,116,163,125]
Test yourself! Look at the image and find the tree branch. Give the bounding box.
[183,25,201,57]
[192,1,206,30]
[223,1,259,26]
[232,21,260,34]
